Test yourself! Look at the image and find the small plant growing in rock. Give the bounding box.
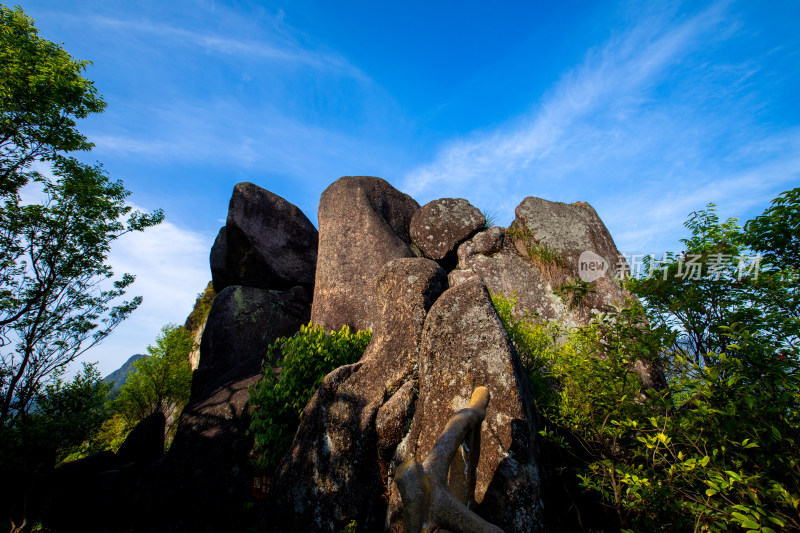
[555,278,595,309]
[505,221,569,276]
[481,208,499,229]
[526,241,569,270]
[505,220,534,242]
[248,323,372,470]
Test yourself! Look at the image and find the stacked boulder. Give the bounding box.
[265,178,637,532]
[154,182,318,531]
[150,176,641,532]
[310,176,420,332]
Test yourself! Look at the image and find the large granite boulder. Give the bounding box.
[152,283,311,532]
[450,197,630,327]
[451,227,575,325]
[271,258,447,532]
[191,284,311,398]
[410,198,485,268]
[115,411,165,468]
[210,182,318,293]
[392,277,544,532]
[513,197,628,316]
[310,176,420,332]
[451,201,665,392]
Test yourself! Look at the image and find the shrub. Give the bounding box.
[248,323,372,469]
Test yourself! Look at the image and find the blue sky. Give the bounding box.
[15,0,800,375]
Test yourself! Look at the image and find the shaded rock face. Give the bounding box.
[43,414,166,532]
[210,182,318,293]
[148,184,317,532]
[392,277,544,533]
[192,284,311,398]
[310,176,420,332]
[156,282,311,532]
[410,198,485,268]
[270,258,447,533]
[154,371,263,532]
[376,379,417,448]
[116,411,165,467]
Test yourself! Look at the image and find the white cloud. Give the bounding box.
[402,5,725,197]
[86,13,368,81]
[79,211,213,376]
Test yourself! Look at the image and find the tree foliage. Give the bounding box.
[0,362,109,531]
[0,5,163,427]
[0,5,105,193]
[184,281,216,333]
[112,324,194,440]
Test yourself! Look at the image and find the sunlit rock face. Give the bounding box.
[270,257,447,533]
[310,176,420,333]
[391,277,544,533]
[410,197,485,269]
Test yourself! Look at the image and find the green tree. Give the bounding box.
[1,363,110,532]
[0,5,163,427]
[627,191,799,364]
[113,324,194,441]
[32,362,110,462]
[1,5,103,194]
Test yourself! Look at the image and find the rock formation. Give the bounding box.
[310,176,420,332]
[397,277,543,532]
[152,183,317,532]
[210,181,318,292]
[51,176,660,533]
[270,258,447,532]
[191,284,311,397]
[409,198,485,269]
[450,197,630,328]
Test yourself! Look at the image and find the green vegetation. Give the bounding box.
[526,240,569,270]
[28,364,110,463]
[0,4,163,427]
[184,281,216,333]
[0,363,110,530]
[249,323,372,469]
[493,188,800,532]
[57,324,195,461]
[505,221,569,274]
[481,208,498,229]
[112,324,194,444]
[1,7,162,529]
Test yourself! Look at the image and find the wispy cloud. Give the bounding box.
[87,13,368,81]
[401,3,799,252]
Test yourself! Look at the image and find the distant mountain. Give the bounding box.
[103,353,147,400]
